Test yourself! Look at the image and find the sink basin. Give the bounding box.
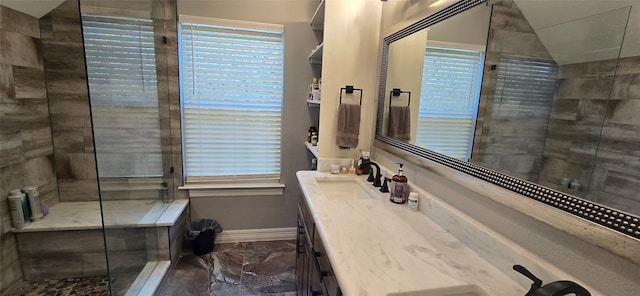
[386,285,489,296]
[315,179,377,200]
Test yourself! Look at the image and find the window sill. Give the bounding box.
[179,183,285,197]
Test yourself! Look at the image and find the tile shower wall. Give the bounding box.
[592,56,640,215]
[537,59,617,195]
[541,56,640,215]
[0,5,59,292]
[40,0,99,202]
[471,0,555,182]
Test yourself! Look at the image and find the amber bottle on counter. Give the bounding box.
[389,163,408,204]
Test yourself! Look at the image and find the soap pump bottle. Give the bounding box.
[390,163,408,204]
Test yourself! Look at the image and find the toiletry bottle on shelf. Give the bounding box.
[307,126,316,143]
[311,131,318,146]
[309,77,318,100]
[390,163,409,204]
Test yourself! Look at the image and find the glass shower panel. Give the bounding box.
[525,7,630,198]
[79,0,175,294]
[475,6,630,199]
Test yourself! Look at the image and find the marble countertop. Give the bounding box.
[297,171,526,296]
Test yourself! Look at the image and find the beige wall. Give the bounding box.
[317,0,382,159]
[383,30,426,141]
[178,0,318,230]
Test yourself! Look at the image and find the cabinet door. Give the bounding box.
[296,216,309,296]
[313,228,341,296]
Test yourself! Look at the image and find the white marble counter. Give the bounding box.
[12,199,189,232]
[297,171,526,296]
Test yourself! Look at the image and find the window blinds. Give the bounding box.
[179,20,284,182]
[82,15,163,177]
[415,47,484,161]
[493,55,558,119]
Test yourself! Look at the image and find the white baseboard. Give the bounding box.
[215,227,297,244]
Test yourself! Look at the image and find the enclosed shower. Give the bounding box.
[0,0,186,295]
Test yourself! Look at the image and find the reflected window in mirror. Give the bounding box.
[416,46,484,161]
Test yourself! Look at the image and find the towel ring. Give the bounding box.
[340,85,363,105]
[388,88,411,108]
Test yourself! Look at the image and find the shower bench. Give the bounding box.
[11,199,189,294]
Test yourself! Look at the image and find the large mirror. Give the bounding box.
[375,0,640,239]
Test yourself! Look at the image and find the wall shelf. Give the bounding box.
[308,43,323,64]
[310,0,325,30]
[305,142,319,158]
[307,99,321,107]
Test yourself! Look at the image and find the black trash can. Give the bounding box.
[186,219,223,256]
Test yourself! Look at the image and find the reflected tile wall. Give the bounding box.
[471,0,552,182]
[40,0,99,202]
[588,56,640,216]
[0,5,59,293]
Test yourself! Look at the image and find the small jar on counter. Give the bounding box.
[408,192,419,211]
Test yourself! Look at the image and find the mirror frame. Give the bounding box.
[374,0,640,241]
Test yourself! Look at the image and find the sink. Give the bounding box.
[386,285,489,296]
[315,179,377,200]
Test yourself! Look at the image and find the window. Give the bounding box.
[493,55,558,119]
[415,47,484,161]
[179,17,285,183]
[82,15,163,177]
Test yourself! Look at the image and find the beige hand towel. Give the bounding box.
[388,106,411,142]
[336,103,361,148]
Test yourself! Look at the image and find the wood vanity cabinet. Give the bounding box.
[297,194,342,296]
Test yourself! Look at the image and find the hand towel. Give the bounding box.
[388,105,411,142]
[336,103,361,148]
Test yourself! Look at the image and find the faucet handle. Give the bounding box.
[367,169,375,182]
[513,265,542,296]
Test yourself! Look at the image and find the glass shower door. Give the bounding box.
[79,0,175,294]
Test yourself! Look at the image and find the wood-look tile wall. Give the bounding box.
[541,56,640,215]
[537,59,617,195]
[40,0,99,202]
[0,6,58,292]
[471,0,554,182]
[592,56,640,215]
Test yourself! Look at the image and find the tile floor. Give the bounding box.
[159,240,297,296]
[6,240,297,296]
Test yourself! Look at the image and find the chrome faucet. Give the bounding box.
[513,265,591,296]
[358,161,382,187]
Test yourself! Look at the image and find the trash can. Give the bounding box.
[186,219,223,255]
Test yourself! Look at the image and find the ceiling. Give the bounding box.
[3,0,639,64]
[1,0,65,18]
[514,0,639,64]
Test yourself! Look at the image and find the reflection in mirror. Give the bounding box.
[376,0,640,238]
[383,4,491,162]
[473,5,633,211]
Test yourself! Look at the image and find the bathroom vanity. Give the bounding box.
[296,171,528,296]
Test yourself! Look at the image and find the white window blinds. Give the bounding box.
[82,15,163,177]
[493,55,558,119]
[179,19,284,182]
[415,47,484,161]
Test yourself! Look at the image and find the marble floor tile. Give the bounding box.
[4,240,296,295]
[159,240,297,296]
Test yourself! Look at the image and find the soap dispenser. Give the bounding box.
[389,163,408,204]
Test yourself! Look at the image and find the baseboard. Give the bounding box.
[215,227,297,244]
